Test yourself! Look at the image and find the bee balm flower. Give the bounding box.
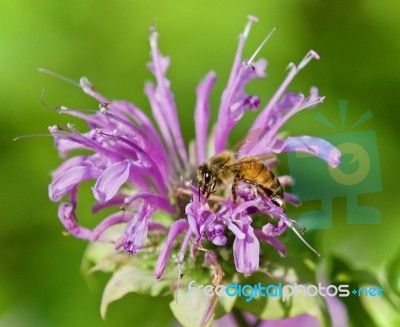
[48,16,340,289]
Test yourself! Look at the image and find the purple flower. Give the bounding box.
[233,217,260,275]
[47,15,340,282]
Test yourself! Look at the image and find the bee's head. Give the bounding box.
[197,163,217,202]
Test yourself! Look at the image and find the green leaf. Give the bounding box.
[81,225,128,274]
[170,286,215,327]
[82,242,132,275]
[360,292,400,327]
[331,256,380,286]
[152,210,174,227]
[101,266,173,318]
[329,256,379,327]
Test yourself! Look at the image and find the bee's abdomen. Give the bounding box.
[239,161,283,197]
[270,174,284,197]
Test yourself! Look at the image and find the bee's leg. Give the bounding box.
[232,176,240,203]
[204,191,211,203]
[270,195,286,212]
[241,178,260,199]
[198,184,201,202]
[256,184,273,197]
[257,185,286,212]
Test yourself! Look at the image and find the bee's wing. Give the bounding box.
[225,153,276,168]
[229,128,264,156]
[250,153,276,161]
[227,128,276,168]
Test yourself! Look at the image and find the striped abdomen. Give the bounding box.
[237,159,283,198]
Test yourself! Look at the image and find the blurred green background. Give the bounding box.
[1,0,399,326]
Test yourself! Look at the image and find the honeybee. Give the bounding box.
[197,137,285,211]
[195,133,326,257]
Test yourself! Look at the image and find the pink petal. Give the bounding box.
[93,160,130,203]
[155,219,189,279]
[281,136,341,168]
[49,165,99,201]
[58,203,92,240]
[233,223,259,275]
[194,72,217,164]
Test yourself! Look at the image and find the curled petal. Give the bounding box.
[280,136,341,168]
[262,219,288,236]
[93,160,130,203]
[58,203,92,240]
[155,219,189,279]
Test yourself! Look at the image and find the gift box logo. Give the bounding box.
[287,100,382,229]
